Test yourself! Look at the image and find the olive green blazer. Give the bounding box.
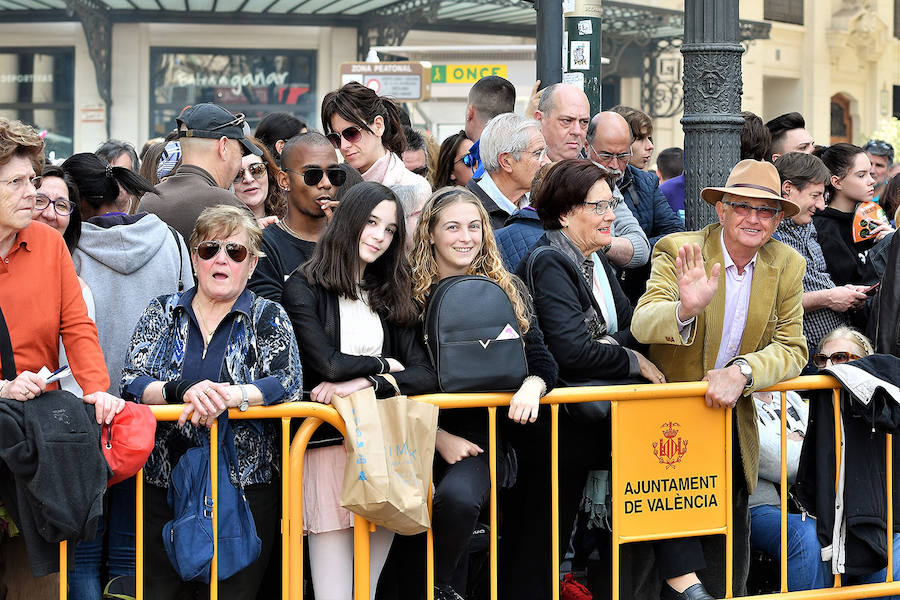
[631,223,808,491]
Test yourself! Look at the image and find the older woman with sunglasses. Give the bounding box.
[233,135,284,221]
[321,82,431,198]
[121,205,301,599]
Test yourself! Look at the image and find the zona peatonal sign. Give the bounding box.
[612,396,729,540]
[339,62,430,102]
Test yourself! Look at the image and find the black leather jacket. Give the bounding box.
[281,271,437,446]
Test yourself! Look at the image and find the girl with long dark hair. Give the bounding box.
[281,181,436,599]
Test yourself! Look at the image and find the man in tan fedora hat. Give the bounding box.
[631,159,808,600]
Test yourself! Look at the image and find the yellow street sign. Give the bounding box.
[431,64,508,84]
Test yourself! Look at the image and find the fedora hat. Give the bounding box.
[700,159,800,218]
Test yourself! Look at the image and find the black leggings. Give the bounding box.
[432,451,493,591]
[144,482,279,600]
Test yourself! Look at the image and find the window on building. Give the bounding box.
[831,94,852,145]
[149,48,317,139]
[0,48,75,159]
[764,0,803,26]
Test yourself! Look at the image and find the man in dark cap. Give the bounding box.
[139,103,261,241]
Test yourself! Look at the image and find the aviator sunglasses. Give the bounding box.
[284,167,347,187]
[195,241,249,263]
[326,125,364,149]
[233,162,268,184]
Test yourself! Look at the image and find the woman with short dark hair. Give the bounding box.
[504,158,664,600]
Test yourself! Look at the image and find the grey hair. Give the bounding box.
[389,183,431,216]
[480,113,542,173]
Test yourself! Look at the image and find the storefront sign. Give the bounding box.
[0,73,53,84]
[612,396,728,539]
[339,62,428,102]
[431,64,508,84]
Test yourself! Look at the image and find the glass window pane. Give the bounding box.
[149,48,317,138]
[0,48,75,159]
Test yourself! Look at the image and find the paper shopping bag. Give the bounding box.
[331,375,438,535]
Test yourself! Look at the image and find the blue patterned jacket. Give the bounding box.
[121,288,302,488]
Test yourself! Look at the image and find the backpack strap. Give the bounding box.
[168,225,185,293]
[0,304,16,380]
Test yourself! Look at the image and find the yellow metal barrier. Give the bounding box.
[50,376,900,599]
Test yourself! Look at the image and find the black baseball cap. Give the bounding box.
[176,103,262,156]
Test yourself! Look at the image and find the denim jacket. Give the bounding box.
[121,288,302,488]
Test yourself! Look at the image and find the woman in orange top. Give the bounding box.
[0,117,121,421]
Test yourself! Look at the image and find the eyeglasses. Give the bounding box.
[326,126,363,149]
[590,145,633,164]
[528,147,549,161]
[233,162,268,184]
[583,197,621,215]
[195,240,249,263]
[722,200,782,220]
[284,167,347,187]
[812,351,861,368]
[34,193,74,216]
[0,174,41,190]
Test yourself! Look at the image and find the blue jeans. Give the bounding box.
[829,533,900,600]
[750,504,827,591]
[69,478,136,600]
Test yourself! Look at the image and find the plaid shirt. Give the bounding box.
[774,219,847,352]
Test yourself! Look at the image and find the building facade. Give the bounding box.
[0,0,896,157]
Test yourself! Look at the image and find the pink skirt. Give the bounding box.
[302,445,355,534]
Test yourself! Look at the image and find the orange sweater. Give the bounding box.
[0,221,109,395]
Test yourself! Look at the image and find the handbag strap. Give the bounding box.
[168,226,185,293]
[380,373,402,396]
[0,304,16,381]
[197,412,244,488]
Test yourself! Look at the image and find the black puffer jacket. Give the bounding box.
[868,232,900,356]
[794,355,900,577]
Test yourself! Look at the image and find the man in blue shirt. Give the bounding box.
[464,76,516,180]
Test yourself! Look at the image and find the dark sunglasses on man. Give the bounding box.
[284,167,347,188]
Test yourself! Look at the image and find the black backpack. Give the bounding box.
[423,275,528,392]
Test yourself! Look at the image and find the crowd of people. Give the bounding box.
[1,72,900,600]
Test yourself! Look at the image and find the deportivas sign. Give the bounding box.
[612,397,728,540]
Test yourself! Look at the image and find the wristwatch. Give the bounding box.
[238,384,249,412]
[732,358,753,390]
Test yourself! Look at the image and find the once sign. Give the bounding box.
[339,62,429,102]
[431,64,508,84]
[612,396,729,540]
